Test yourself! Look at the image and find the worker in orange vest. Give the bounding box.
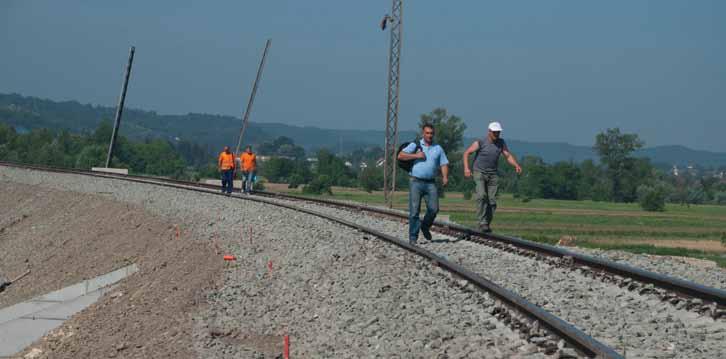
[218,146,236,195]
[240,145,257,194]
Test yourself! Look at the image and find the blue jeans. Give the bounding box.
[221,169,234,193]
[408,178,439,241]
[242,171,255,193]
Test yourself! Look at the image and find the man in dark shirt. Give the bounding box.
[462,121,522,232]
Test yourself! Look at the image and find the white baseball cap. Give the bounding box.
[488,121,503,132]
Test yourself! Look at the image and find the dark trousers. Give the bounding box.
[221,169,234,193]
[408,178,439,241]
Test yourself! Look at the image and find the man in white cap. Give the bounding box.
[462,121,522,232]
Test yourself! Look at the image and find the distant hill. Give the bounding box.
[2,92,726,167]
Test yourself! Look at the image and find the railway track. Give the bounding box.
[5,162,726,356]
[13,161,717,313]
[1,162,626,358]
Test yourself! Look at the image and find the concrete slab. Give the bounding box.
[0,301,58,325]
[0,264,138,357]
[0,317,60,356]
[91,167,129,175]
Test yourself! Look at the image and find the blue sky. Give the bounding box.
[2,1,725,151]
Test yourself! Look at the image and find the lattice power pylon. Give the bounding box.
[383,0,403,208]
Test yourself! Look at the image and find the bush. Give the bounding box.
[637,184,667,212]
[302,175,333,195]
[288,174,304,189]
[253,178,266,191]
[713,192,726,205]
[358,166,383,193]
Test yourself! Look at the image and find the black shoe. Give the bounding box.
[479,224,491,233]
[421,227,432,241]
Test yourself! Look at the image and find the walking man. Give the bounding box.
[240,145,257,194]
[462,121,522,233]
[398,124,449,244]
[218,146,235,195]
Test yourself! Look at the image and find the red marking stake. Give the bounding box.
[283,334,290,359]
[175,225,180,239]
[267,260,273,275]
[223,255,236,261]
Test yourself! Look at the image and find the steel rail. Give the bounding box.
[0,162,622,358]
[2,161,724,306]
[254,190,726,307]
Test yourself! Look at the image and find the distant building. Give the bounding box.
[671,165,679,176]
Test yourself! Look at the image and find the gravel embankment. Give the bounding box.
[1,166,551,358]
[260,195,726,359]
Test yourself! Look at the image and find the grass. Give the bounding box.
[266,183,726,268]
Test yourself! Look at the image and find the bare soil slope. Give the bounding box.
[0,181,223,358]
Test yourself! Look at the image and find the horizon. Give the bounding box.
[4,91,726,155]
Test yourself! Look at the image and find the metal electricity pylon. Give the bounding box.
[105,46,135,168]
[235,39,271,156]
[383,0,403,208]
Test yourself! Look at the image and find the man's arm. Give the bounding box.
[397,144,425,161]
[462,141,479,178]
[441,164,449,186]
[502,145,522,174]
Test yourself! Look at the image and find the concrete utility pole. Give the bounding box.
[235,39,272,155]
[383,0,403,208]
[105,46,135,168]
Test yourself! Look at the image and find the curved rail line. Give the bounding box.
[0,162,623,358]
[2,161,724,310]
[255,190,726,310]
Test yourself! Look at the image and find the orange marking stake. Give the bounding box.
[175,225,180,239]
[223,255,236,261]
[283,334,290,359]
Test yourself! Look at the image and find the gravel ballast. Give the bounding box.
[256,194,726,359]
[1,166,556,358]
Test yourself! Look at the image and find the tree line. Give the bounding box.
[2,110,725,211]
[0,121,200,179]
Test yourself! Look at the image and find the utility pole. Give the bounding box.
[235,39,272,155]
[105,46,135,168]
[383,0,403,208]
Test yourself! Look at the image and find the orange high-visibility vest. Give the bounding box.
[240,152,257,172]
[218,152,235,170]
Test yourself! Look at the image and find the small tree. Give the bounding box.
[637,184,667,212]
[303,175,333,195]
[358,164,383,193]
[594,128,645,202]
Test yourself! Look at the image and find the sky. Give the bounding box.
[2,1,725,151]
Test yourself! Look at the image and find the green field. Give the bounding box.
[266,184,726,268]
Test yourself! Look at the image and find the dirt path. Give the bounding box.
[0,181,223,358]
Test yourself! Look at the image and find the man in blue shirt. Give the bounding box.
[398,123,449,244]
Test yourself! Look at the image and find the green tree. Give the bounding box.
[637,183,669,211]
[358,164,383,193]
[418,108,467,155]
[594,128,646,202]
